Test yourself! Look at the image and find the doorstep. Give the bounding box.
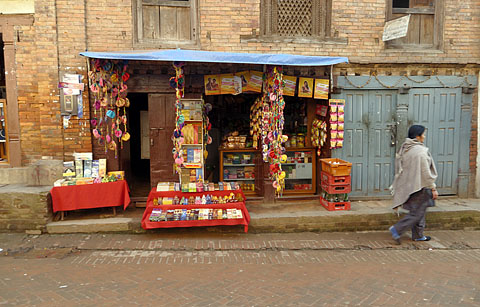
[44,197,480,234]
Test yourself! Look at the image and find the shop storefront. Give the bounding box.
[78,50,348,203]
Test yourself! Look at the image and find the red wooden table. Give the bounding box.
[50,180,131,218]
[141,188,250,232]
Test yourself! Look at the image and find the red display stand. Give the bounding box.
[50,180,131,213]
[141,188,251,233]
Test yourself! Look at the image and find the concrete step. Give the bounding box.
[44,200,480,234]
[46,218,133,234]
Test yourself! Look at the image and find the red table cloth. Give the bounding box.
[50,180,131,213]
[141,188,251,232]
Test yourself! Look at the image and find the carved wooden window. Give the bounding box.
[386,0,443,49]
[134,0,198,47]
[261,0,331,38]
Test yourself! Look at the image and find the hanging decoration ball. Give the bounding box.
[280,154,287,163]
[169,77,178,89]
[205,103,213,113]
[121,132,131,141]
[92,129,100,138]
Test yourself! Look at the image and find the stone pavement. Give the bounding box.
[0,231,479,306]
[44,197,480,234]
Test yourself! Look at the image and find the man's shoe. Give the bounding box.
[414,236,431,242]
[389,226,401,245]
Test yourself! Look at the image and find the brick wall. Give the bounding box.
[198,0,480,64]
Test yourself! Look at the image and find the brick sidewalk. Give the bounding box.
[1,233,479,306]
[2,230,480,255]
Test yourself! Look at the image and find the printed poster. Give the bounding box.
[235,71,249,92]
[298,77,314,98]
[220,74,235,95]
[204,75,221,95]
[246,71,263,93]
[282,75,297,96]
[233,75,242,95]
[314,79,329,100]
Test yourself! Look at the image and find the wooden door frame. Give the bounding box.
[0,15,33,167]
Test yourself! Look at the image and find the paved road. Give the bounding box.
[1,231,479,306]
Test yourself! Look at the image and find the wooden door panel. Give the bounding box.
[149,94,178,187]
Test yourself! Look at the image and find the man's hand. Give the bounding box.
[432,189,439,200]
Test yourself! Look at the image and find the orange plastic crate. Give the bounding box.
[320,171,351,186]
[320,158,352,176]
[320,197,351,211]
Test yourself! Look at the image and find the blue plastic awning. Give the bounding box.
[80,49,348,67]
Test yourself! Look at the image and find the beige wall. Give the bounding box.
[0,0,34,14]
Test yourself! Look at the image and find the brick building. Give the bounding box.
[0,0,479,230]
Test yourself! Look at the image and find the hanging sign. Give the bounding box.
[382,15,411,41]
[204,75,220,95]
[314,79,329,100]
[298,77,314,98]
[282,75,297,96]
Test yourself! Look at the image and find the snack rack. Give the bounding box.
[179,99,205,184]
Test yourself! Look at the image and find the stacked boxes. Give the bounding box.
[319,158,352,211]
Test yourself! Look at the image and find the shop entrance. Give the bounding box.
[205,94,318,197]
[125,93,150,197]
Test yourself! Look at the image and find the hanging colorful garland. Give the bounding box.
[311,118,327,156]
[169,62,212,178]
[170,62,186,174]
[88,59,130,159]
[261,66,288,195]
[249,97,264,149]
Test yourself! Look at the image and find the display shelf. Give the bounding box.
[220,149,258,197]
[183,144,203,146]
[141,188,250,232]
[282,148,316,195]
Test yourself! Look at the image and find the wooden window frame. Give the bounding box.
[386,0,444,50]
[260,0,332,39]
[133,0,199,49]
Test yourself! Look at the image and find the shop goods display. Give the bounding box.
[320,158,352,211]
[170,63,212,183]
[142,187,251,232]
[220,132,248,149]
[156,181,240,193]
[149,208,243,222]
[57,154,119,186]
[261,66,288,195]
[281,149,316,194]
[310,118,328,156]
[88,59,131,158]
[219,150,256,195]
[152,192,244,206]
[328,99,345,149]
